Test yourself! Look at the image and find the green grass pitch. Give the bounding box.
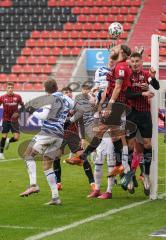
[0,133,165,240]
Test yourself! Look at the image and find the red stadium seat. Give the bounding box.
[120,7,128,15]
[8,74,17,82]
[0,0,12,7]
[95,0,103,6]
[159,23,166,31]
[77,0,85,6]
[50,31,61,39]
[106,15,115,22]
[99,31,108,39]
[86,0,94,7]
[14,83,23,91]
[93,22,103,31]
[38,56,48,65]
[87,15,96,23]
[124,0,132,7]
[89,31,98,39]
[114,0,122,7]
[47,56,56,65]
[66,39,75,47]
[52,47,61,55]
[17,56,27,65]
[82,7,91,15]
[38,74,48,82]
[123,23,131,31]
[41,31,50,39]
[98,15,105,23]
[43,65,52,74]
[75,39,84,47]
[22,47,32,56]
[132,0,141,7]
[100,7,109,14]
[129,7,138,15]
[79,30,89,39]
[72,7,81,15]
[77,15,87,23]
[56,40,65,47]
[24,83,34,90]
[60,31,70,39]
[110,7,118,14]
[18,74,27,82]
[36,39,46,47]
[64,22,73,30]
[0,74,7,82]
[126,15,135,22]
[23,64,32,73]
[28,74,38,82]
[31,31,41,39]
[71,47,81,56]
[116,15,125,23]
[83,23,93,31]
[32,47,42,56]
[74,23,83,31]
[33,65,43,74]
[34,83,44,91]
[48,0,57,7]
[12,65,23,73]
[61,47,71,56]
[160,15,166,22]
[46,39,56,47]
[91,7,100,14]
[43,47,52,56]
[70,31,80,39]
[26,39,36,47]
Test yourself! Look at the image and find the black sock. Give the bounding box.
[128,149,134,167]
[83,160,94,184]
[9,137,17,143]
[0,137,6,153]
[139,162,144,176]
[80,137,102,160]
[53,158,61,183]
[143,148,152,175]
[113,139,122,166]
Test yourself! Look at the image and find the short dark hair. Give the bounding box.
[61,87,72,92]
[121,45,131,59]
[130,52,142,59]
[7,82,14,87]
[81,83,92,90]
[44,79,58,94]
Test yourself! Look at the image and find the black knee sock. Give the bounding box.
[83,160,94,184]
[0,137,6,153]
[143,148,152,175]
[53,158,61,183]
[80,137,102,160]
[9,137,18,143]
[113,139,122,166]
[128,149,134,167]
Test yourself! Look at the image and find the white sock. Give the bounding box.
[122,146,130,173]
[107,167,114,193]
[25,156,37,186]
[94,164,103,190]
[69,151,73,158]
[44,168,59,199]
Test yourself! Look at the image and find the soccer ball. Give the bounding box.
[108,22,123,38]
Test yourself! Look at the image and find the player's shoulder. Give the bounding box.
[13,93,22,98]
[116,61,129,69]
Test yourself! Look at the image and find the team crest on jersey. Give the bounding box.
[13,97,17,101]
[119,70,125,77]
[139,75,144,81]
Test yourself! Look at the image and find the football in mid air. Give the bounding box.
[108,22,123,38]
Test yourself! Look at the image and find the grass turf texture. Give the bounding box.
[0,133,165,240]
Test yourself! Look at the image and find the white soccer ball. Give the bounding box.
[108,22,123,38]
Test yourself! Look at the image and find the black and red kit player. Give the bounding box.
[0,82,24,159]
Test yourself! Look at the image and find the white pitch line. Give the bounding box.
[24,198,152,240]
[0,225,50,230]
[0,158,22,163]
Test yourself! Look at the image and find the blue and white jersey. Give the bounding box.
[94,67,110,90]
[41,92,74,137]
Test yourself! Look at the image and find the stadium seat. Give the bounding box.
[72,7,81,15]
[24,83,34,90]
[61,47,71,56]
[52,47,61,55]
[31,31,41,39]
[120,7,129,15]
[91,7,100,14]
[66,39,75,47]
[75,39,84,47]
[70,31,80,39]
[159,23,166,31]
[126,15,135,22]
[89,31,98,39]
[36,39,46,47]
[28,56,37,64]
[26,39,36,47]
[33,65,43,74]
[41,31,50,39]
[82,7,91,15]
[64,22,73,30]
[79,30,89,39]
[129,7,138,15]
[77,0,85,7]
[34,83,44,90]
[70,47,81,56]
[23,64,32,73]
[93,22,103,31]
[160,15,166,22]
[8,74,18,82]
[0,0,12,7]
[74,22,83,31]
[87,15,96,23]
[47,56,56,65]
[84,23,93,31]
[32,48,42,56]
[77,15,87,22]
[124,0,132,7]
[17,74,27,82]
[0,74,7,82]
[98,15,105,23]
[12,65,23,73]
[116,15,125,23]
[42,47,51,56]
[132,0,141,7]
[95,0,103,6]
[17,56,27,65]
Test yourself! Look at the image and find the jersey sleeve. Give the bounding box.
[115,63,127,81]
[0,96,3,105]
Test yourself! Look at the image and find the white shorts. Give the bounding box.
[30,133,63,160]
[95,133,115,167]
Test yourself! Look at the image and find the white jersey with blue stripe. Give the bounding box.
[94,67,110,90]
[41,92,74,137]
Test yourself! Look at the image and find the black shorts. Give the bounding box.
[2,121,20,134]
[61,131,82,153]
[127,109,152,139]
